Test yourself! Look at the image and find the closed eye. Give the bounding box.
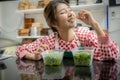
[60,10,66,14]
[58,7,73,15]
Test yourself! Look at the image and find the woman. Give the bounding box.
[16,0,119,61]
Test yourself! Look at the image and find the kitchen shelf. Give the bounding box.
[16,3,105,14]
[71,3,105,10]
[16,36,41,39]
[16,8,44,14]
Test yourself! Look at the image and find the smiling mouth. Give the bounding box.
[69,17,76,23]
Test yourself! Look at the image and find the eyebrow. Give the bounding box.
[57,6,71,13]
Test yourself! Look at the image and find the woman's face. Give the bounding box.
[55,3,77,30]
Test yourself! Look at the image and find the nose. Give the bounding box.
[66,9,74,18]
[68,11,73,17]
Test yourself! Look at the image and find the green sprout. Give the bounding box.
[73,52,91,66]
[44,51,63,66]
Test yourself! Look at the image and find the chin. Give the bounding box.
[72,23,77,27]
[67,21,77,28]
[69,25,76,28]
[73,21,77,26]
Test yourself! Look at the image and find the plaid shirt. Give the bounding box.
[16,27,119,61]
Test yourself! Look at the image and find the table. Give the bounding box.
[0,57,120,80]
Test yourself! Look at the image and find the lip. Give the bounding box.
[68,17,76,23]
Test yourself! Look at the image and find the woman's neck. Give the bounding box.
[58,29,75,41]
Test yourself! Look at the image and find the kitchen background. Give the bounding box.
[0,0,120,50]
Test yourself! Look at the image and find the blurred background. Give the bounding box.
[0,0,120,50]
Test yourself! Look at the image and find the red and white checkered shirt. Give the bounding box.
[16,27,119,61]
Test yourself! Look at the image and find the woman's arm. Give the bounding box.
[24,44,49,60]
[16,37,49,60]
[77,27,119,61]
[76,9,119,60]
[88,31,119,61]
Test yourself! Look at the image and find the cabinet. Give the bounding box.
[16,3,106,43]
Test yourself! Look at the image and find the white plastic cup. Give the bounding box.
[30,26,40,36]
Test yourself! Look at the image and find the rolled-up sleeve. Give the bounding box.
[88,31,119,61]
[76,27,119,61]
[97,33,119,60]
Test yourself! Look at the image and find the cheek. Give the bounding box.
[57,15,67,22]
[59,18,66,23]
[59,18,66,22]
[57,17,66,27]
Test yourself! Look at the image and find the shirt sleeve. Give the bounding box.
[16,36,48,59]
[97,33,119,61]
[76,27,119,61]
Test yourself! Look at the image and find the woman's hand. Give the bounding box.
[77,9,97,27]
[77,9,105,37]
[34,44,50,60]
[36,44,50,53]
[25,44,49,60]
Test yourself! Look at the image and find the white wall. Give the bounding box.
[109,6,120,49]
[0,3,1,24]
[0,3,2,34]
[103,0,120,49]
[0,1,22,43]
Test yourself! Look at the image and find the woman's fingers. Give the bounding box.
[77,9,95,25]
[37,47,44,53]
[34,52,42,60]
[25,44,49,60]
[25,52,42,60]
[37,44,49,53]
[40,44,50,50]
[77,10,89,19]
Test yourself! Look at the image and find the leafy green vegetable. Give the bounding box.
[73,52,91,66]
[43,51,63,66]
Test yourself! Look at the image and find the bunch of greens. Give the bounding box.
[73,52,91,66]
[44,51,63,66]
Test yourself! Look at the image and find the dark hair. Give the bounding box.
[44,0,69,32]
